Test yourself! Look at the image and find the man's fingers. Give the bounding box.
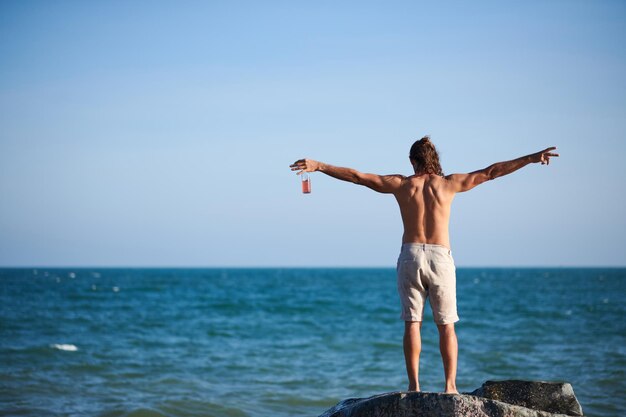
[542,151,559,166]
[290,159,308,174]
[289,166,305,174]
[290,159,310,169]
[538,148,559,166]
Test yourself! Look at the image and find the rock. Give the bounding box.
[470,380,583,416]
[319,380,585,417]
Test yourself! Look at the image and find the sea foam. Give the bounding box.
[50,344,78,352]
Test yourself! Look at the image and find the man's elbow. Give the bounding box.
[483,167,497,181]
[351,171,365,185]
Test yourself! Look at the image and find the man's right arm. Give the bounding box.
[289,158,403,194]
[445,147,559,193]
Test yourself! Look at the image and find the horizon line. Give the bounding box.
[1,265,625,269]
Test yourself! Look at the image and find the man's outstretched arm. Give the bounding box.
[446,147,559,193]
[289,158,403,194]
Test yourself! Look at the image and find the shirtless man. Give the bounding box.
[289,136,558,393]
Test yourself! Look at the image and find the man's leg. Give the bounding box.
[403,321,422,391]
[436,323,458,394]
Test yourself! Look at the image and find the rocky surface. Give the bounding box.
[319,380,584,417]
[470,380,583,416]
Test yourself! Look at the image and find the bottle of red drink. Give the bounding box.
[301,173,311,194]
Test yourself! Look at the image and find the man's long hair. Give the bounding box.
[409,136,444,176]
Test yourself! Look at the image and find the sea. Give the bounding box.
[1,268,624,417]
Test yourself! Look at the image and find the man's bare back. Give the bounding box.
[394,174,454,248]
[289,137,558,393]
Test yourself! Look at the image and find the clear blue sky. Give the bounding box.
[1,1,624,267]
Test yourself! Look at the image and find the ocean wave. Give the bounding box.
[50,344,78,352]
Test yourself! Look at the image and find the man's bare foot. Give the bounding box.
[407,384,420,392]
[444,388,459,394]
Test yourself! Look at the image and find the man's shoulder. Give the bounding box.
[381,174,408,185]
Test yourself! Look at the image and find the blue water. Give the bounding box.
[1,268,624,417]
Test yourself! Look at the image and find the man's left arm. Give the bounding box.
[289,158,403,194]
[444,147,559,193]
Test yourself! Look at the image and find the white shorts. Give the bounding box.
[396,243,459,324]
